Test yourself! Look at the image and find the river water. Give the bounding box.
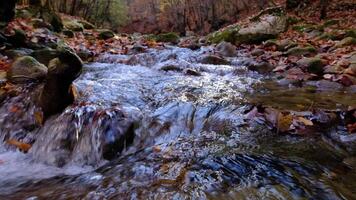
[0,45,355,199]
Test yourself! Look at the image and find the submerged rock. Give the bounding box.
[7,56,47,83]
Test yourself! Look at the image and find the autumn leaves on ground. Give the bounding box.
[0,0,355,152]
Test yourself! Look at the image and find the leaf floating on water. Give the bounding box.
[6,139,32,153]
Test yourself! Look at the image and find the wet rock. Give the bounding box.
[77,48,94,62]
[285,46,317,56]
[247,62,274,74]
[160,65,183,72]
[31,48,60,66]
[199,55,230,65]
[131,43,146,53]
[39,50,83,118]
[63,20,84,32]
[215,41,236,57]
[178,37,200,50]
[335,37,356,48]
[62,29,75,38]
[208,7,287,45]
[7,56,48,83]
[277,39,297,51]
[251,49,265,56]
[7,29,27,48]
[4,48,34,59]
[98,29,115,40]
[184,68,201,76]
[156,32,180,44]
[79,20,95,29]
[297,57,324,75]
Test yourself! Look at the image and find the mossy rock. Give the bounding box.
[155,32,180,44]
[79,20,95,29]
[297,57,324,75]
[345,29,356,38]
[208,7,287,45]
[323,19,340,28]
[285,46,317,56]
[207,26,240,44]
[7,56,48,83]
[31,48,60,66]
[41,10,63,32]
[335,37,356,48]
[292,24,322,33]
[4,48,34,59]
[98,29,115,40]
[63,20,84,32]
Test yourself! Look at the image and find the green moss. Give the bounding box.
[345,29,356,38]
[323,19,340,27]
[335,37,356,48]
[155,32,180,43]
[207,26,240,44]
[63,20,84,32]
[287,16,301,26]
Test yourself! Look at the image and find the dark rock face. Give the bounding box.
[39,50,83,118]
[0,0,16,23]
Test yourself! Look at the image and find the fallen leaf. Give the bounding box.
[6,139,32,153]
[34,111,44,125]
[297,117,314,126]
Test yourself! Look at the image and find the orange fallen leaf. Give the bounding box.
[6,139,32,153]
[298,117,314,126]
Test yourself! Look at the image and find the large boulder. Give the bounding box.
[208,7,287,45]
[7,56,48,83]
[39,50,83,118]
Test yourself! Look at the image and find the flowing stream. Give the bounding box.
[0,45,356,199]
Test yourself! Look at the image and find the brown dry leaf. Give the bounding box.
[6,139,32,153]
[297,117,314,126]
[277,113,293,132]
